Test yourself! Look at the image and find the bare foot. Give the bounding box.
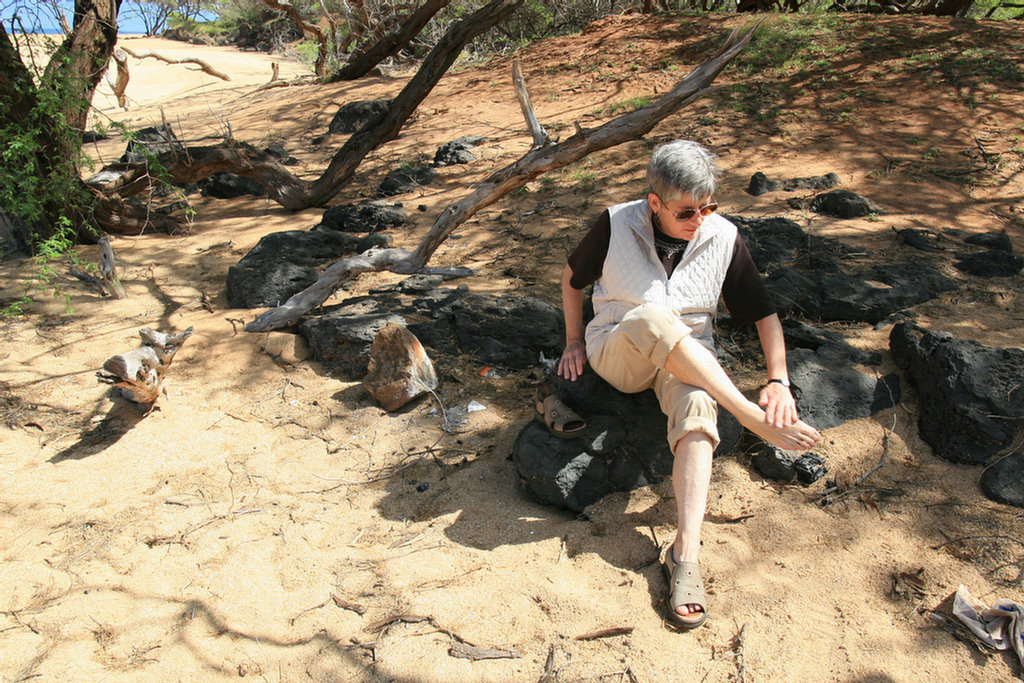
[675,604,704,623]
[743,413,821,451]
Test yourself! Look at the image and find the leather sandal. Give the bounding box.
[534,384,586,438]
[662,542,708,630]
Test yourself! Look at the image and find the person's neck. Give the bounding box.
[652,215,688,244]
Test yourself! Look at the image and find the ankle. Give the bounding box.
[674,541,699,565]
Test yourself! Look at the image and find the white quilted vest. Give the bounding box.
[586,198,738,353]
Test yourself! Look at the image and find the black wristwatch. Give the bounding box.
[766,378,791,388]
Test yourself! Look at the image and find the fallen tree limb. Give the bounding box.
[245,22,759,332]
[121,47,231,82]
[92,190,183,236]
[85,140,306,210]
[245,248,413,331]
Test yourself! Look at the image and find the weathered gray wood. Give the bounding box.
[98,235,126,299]
[121,47,230,81]
[245,249,412,332]
[512,59,549,149]
[97,327,194,406]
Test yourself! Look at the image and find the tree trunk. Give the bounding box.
[44,0,122,133]
[0,2,121,246]
[0,24,38,125]
[328,0,453,82]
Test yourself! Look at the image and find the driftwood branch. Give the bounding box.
[98,235,127,299]
[513,58,549,149]
[120,47,231,82]
[111,48,129,109]
[245,249,412,332]
[97,327,193,407]
[244,22,759,333]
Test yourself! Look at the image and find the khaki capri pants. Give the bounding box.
[587,304,720,451]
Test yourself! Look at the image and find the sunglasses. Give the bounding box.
[657,196,718,222]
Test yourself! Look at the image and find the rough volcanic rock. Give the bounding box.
[889,322,1024,466]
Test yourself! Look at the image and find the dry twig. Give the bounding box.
[574,626,634,641]
[733,622,748,683]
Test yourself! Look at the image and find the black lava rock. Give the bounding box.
[377,165,437,197]
[964,232,1012,253]
[434,135,485,167]
[319,201,408,233]
[328,99,391,134]
[889,322,1024,466]
[810,190,884,218]
[980,453,1024,508]
[954,250,1023,277]
[200,172,266,198]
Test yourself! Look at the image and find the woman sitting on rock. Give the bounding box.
[557,139,821,629]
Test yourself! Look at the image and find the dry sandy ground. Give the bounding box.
[2,14,1024,683]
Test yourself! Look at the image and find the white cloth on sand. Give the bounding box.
[952,584,1024,667]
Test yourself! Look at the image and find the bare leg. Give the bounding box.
[672,431,713,618]
[664,335,821,451]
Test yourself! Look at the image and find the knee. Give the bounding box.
[674,430,714,450]
[619,305,690,365]
[620,304,678,338]
[684,390,717,419]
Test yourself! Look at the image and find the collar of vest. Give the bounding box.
[610,198,724,253]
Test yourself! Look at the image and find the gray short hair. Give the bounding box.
[646,140,720,201]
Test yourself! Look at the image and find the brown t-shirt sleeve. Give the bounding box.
[722,234,777,326]
[566,210,611,290]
